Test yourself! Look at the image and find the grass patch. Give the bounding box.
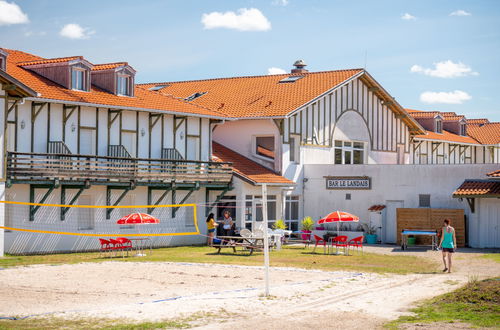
[0,245,437,274]
[481,253,500,263]
[0,311,229,329]
[387,277,500,329]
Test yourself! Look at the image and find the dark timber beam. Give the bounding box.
[29,184,56,221]
[60,185,88,220]
[466,198,475,213]
[147,186,172,214]
[106,184,135,219]
[205,185,233,216]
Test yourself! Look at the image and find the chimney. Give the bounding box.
[291,59,308,73]
[0,49,8,71]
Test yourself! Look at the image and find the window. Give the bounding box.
[255,136,275,160]
[78,195,95,230]
[279,76,304,83]
[149,84,169,91]
[71,68,86,91]
[185,92,206,101]
[435,119,442,133]
[334,140,365,164]
[0,57,4,71]
[117,75,131,96]
[255,195,277,222]
[460,123,467,136]
[285,196,299,231]
[289,135,299,163]
[418,194,431,208]
[397,144,405,164]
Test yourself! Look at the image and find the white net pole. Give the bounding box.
[262,183,270,296]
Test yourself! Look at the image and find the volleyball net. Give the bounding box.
[0,201,199,254]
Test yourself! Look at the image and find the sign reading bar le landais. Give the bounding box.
[325,176,371,190]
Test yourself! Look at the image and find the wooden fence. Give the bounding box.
[396,208,465,247]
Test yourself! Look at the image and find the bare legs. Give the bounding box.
[442,251,452,273]
[208,232,214,246]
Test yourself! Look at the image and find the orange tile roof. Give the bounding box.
[17,56,83,66]
[467,122,500,144]
[453,180,500,197]
[414,129,480,145]
[2,48,225,118]
[406,109,464,121]
[212,142,294,186]
[467,118,489,124]
[92,62,129,71]
[487,170,500,177]
[368,205,386,211]
[141,69,365,118]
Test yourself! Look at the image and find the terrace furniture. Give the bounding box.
[116,237,133,257]
[401,229,438,251]
[212,236,266,255]
[109,238,126,257]
[348,236,364,255]
[98,238,113,257]
[129,237,152,256]
[312,234,327,254]
[329,235,349,255]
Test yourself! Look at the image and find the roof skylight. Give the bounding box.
[185,92,207,101]
[149,84,169,91]
[279,76,304,83]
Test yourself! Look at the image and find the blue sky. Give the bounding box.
[0,0,499,120]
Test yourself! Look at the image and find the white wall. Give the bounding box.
[302,164,499,244]
[213,119,280,171]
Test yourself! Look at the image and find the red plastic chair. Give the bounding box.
[109,238,125,257]
[116,237,133,257]
[98,238,112,257]
[348,236,364,255]
[330,235,349,255]
[312,235,327,254]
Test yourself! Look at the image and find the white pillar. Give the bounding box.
[262,183,270,296]
[0,87,6,256]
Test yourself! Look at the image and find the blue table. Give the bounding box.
[401,229,438,250]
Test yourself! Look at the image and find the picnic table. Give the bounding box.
[212,236,266,255]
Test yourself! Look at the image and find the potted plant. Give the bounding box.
[272,219,287,230]
[363,223,378,244]
[300,216,314,240]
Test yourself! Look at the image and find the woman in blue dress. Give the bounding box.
[439,218,457,273]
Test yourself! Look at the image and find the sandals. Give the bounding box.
[443,268,448,272]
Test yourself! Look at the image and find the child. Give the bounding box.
[439,218,456,273]
[206,213,218,246]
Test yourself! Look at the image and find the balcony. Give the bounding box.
[6,151,233,185]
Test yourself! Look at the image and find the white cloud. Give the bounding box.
[0,0,29,26]
[201,8,271,31]
[272,0,289,6]
[420,90,472,104]
[410,60,478,78]
[267,67,287,75]
[401,13,416,20]
[59,23,94,39]
[450,10,471,16]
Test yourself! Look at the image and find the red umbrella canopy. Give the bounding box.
[318,211,359,224]
[116,213,160,224]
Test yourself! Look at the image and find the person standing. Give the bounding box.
[439,219,456,273]
[206,213,218,246]
[222,210,234,236]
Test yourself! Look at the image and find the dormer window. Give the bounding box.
[117,74,131,96]
[71,67,87,91]
[0,49,8,71]
[435,118,443,133]
[460,123,467,136]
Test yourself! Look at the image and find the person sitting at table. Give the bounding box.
[206,213,218,246]
[221,210,234,236]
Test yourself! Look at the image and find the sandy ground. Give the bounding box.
[0,246,498,329]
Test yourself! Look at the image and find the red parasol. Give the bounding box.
[318,211,359,235]
[116,213,160,224]
[318,211,359,224]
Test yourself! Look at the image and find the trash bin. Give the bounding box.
[407,237,416,246]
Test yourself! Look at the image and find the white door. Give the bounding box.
[481,199,500,248]
[186,136,199,160]
[384,200,404,244]
[80,128,96,155]
[122,132,136,157]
